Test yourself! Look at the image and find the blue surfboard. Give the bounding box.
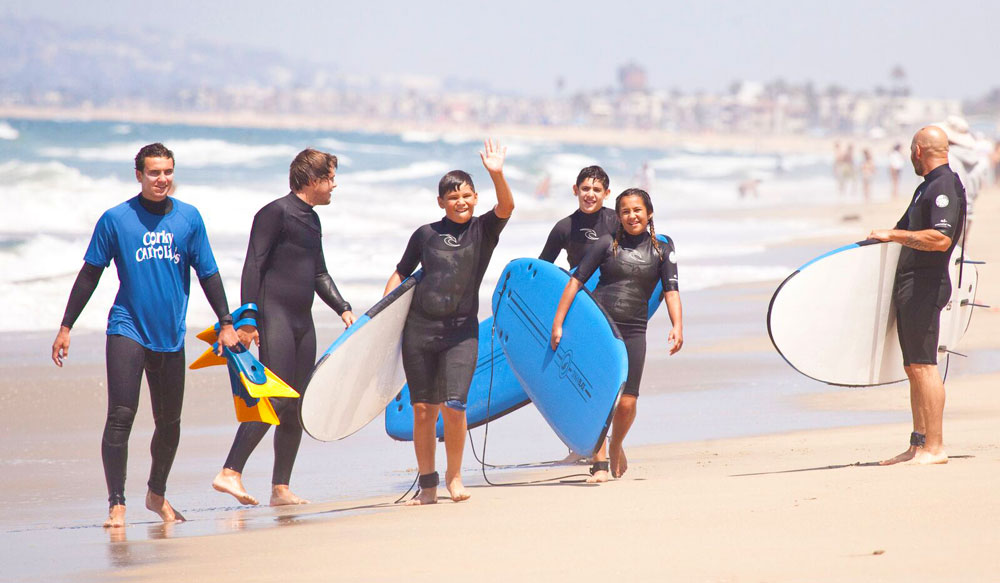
[384,235,671,441]
[492,258,628,456]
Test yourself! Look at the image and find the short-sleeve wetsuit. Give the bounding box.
[66,194,227,507]
[223,192,351,486]
[573,231,679,396]
[396,210,508,406]
[539,207,619,268]
[893,163,966,366]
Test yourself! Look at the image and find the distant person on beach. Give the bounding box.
[888,143,905,199]
[868,126,966,465]
[538,165,617,268]
[535,172,551,199]
[51,143,240,527]
[860,148,875,201]
[550,188,683,482]
[384,139,514,504]
[212,149,355,507]
[835,143,856,196]
[935,116,988,242]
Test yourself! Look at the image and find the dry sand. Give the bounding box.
[81,191,1000,582]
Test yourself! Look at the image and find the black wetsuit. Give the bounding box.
[539,207,619,268]
[574,231,679,396]
[893,164,966,366]
[396,210,508,406]
[223,192,351,486]
[61,196,232,507]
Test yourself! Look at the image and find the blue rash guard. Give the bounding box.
[83,195,219,351]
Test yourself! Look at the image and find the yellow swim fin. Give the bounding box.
[189,346,227,369]
[196,324,219,344]
[233,395,280,425]
[240,368,300,399]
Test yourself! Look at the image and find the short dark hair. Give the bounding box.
[135,143,174,172]
[289,149,338,192]
[576,166,609,190]
[438,170,474,198]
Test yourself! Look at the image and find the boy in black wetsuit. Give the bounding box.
[551,188,684,482]
[384,139,514,505]
[213,149,355,506]
[538,165,618,269]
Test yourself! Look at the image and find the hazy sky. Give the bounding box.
[3,0,997,99]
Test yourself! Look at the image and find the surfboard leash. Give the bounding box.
[471,277,591,487]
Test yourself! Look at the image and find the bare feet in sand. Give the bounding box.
[103,504,126,528]
[406,486,438,506]
[446,473,471,502]
[610,444,628,478]
[270,485,309,506]
[212,469,259,505]
[145,491,185,523]
[879,446,918,466]
[912,450,949,465]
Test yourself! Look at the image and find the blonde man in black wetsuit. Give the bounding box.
[384,139,514,505]
[212,149,355,506]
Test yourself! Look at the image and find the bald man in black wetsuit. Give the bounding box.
[869,126,967,466]
[213,149,355,505]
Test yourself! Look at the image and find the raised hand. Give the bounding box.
[479,138,506,174]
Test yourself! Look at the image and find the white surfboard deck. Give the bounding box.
[767,242,977,386]
[300,276,417,441]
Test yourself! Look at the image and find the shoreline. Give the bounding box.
[0,104,887,154]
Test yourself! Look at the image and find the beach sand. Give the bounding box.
[3,180,997,581]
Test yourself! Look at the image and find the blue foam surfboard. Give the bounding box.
[383,235,671,441]
[492,258,628,456]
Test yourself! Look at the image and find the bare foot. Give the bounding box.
[212,469,259,505]
[145,491,185,523]
[610,444,628,478]
[912,450,949,465]
[586,470,609,484]
[270,485,309,506]
[405,487,438,506]
[103,504,126,528]
[879,446,917,466]
[446,473,471,502]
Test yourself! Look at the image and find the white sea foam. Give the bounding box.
[347,161,451,184]
[39,139,301,168]
[0,121,19,140]
[318,138,410,156]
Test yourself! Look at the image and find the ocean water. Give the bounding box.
[0,118,906,333]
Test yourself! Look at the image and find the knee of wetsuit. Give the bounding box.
[444,399,466,412]
[106,405,137,433]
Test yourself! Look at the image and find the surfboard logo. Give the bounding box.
[440,234,460,248]
[579,228,599,241]
[935,194,950,208]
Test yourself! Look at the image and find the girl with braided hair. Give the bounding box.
[550,188,683,482]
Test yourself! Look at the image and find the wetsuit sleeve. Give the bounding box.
[538,219,567,262]
[660,238,679,292]
[395,227,425,277]
[198,272,231,321]
[241,204,284,316]
[315,274,352,314]
[572,235,611,284]
[187,208,220,279]
[60,262,104,329]
[480,209,509,246]
[926,186,962,239]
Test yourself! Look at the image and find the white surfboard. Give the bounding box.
[767,241,977,386]
[300,274,419,441]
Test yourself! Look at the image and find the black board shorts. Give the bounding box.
[402,314,478,405]
[894,276,951,366]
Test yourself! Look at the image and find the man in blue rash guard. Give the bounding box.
[51,143,240,528]
[212,148,355,507]
[869,126,967,466]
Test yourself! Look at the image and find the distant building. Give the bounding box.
[618,62,648,93]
